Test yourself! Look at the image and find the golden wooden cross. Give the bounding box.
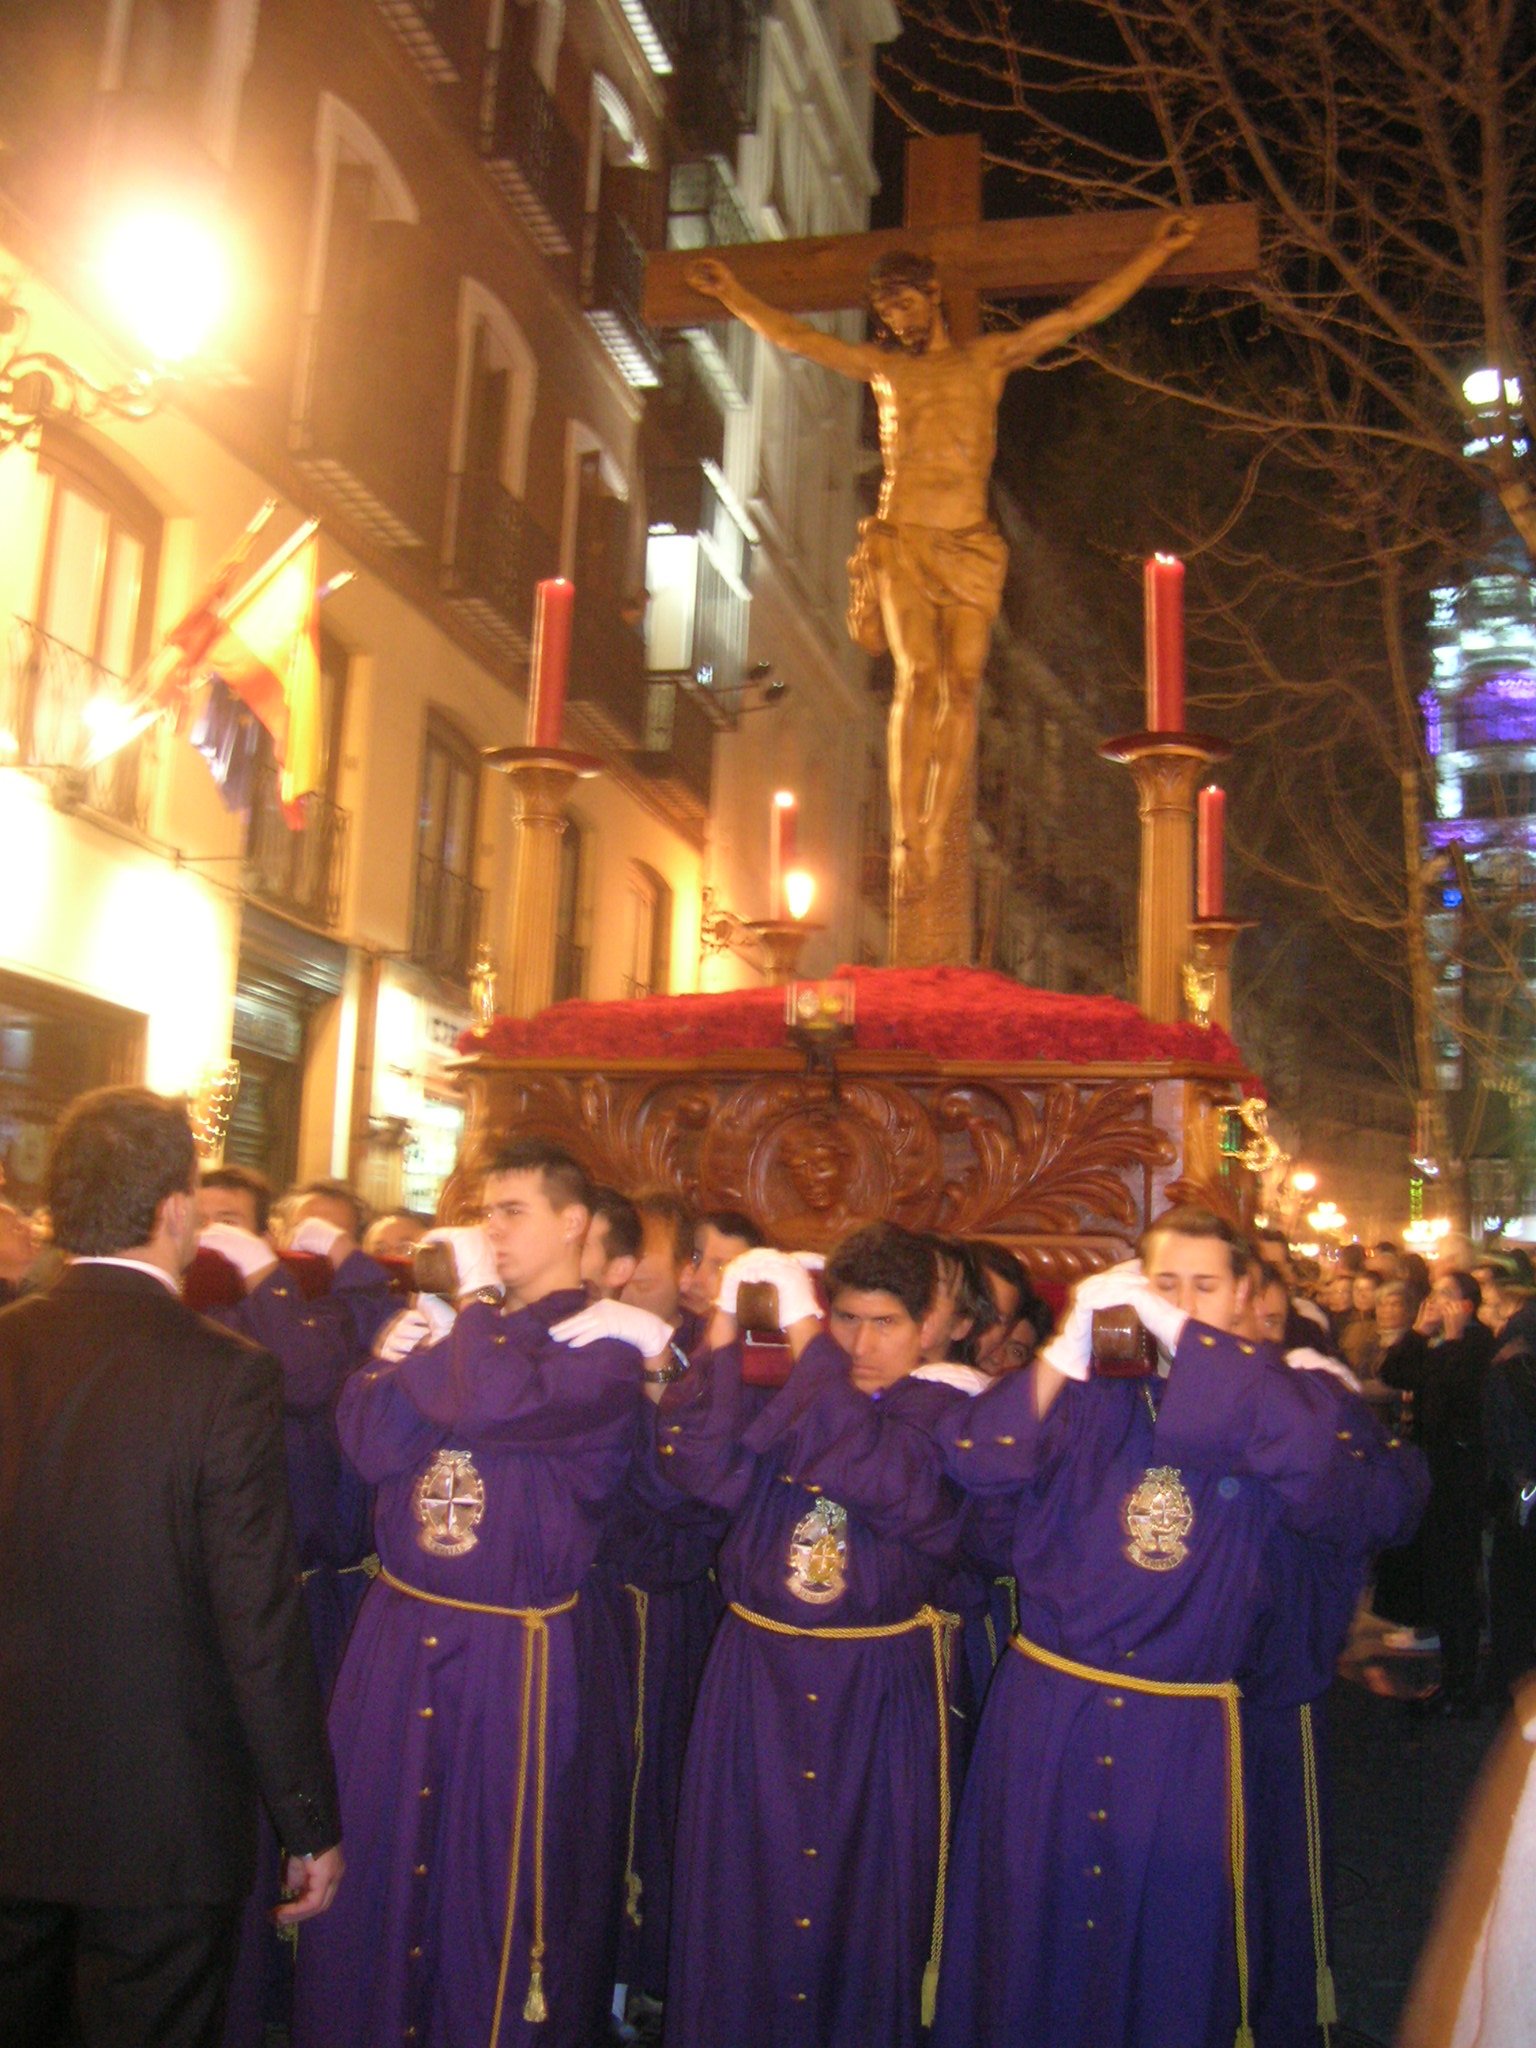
[644,134,1259,336]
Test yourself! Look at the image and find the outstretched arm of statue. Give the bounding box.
[981,212,1201,376]
[685,256,878,382]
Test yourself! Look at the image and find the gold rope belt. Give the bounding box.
[1010,1633,1254,2048]
[621,1585,649,1930]
[729,1600,959,2027]
[1299,1701,1337,2039]
[378,1568,578,2035]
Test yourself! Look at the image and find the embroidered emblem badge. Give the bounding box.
[1121,1466,1194,1573]
[786,1495,849,1605]
[413,1449,486,1558]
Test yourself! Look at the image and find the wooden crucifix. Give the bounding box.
[645,136,1259,968]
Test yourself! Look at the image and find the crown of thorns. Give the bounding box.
[867,250,940,303]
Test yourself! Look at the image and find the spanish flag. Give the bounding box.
[199,520,326,818]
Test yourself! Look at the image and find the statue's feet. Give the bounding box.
[893,836,930,901]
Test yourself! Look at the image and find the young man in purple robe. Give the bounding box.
[1238,1273,1429,2047]
[930,1206,1424,2048]
[657,1224,975,2048]
[290,1141,674,2048]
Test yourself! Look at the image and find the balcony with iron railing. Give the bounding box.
[412,853,484,983]
[667,0,764,162]
[585,205,663,389]
[637,675,716,812]
[0,618,149,828]
[373,0,480,85]
[483,49,586,259]
[645,464,753,702]
[667,158,758,407]
[244,762,350,929]
[650,340,726,471]
[444,469,561,659]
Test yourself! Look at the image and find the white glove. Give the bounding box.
[716,1247,821,1326]
[911,1361,992,1395]
[414,1292,458,1344]
[374,1306,434,1362]
[789,1250,826,1274]
[1285,1346,1362,1394]
[198,1223,277,1282]
[421,1225,500,1299]
[1038,1322,1093,1382]
[288,1215,346,1260]
[550,1299,675,1358]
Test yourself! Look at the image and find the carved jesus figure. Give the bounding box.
[688,214,1198,899]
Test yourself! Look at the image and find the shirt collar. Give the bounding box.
[73,1256,181,1297]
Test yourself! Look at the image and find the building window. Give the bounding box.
[552,817,587,1001]
[411,712,482,982]
[1,431,162,826]
[291,94,427,548]
[442,279,539,603]
[0,969,146,1211]
[623,860,672,996]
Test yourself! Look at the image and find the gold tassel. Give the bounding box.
[625,1871,644,1928]
[1317,1962,1338,2026]
[921,1959,939,2029]
[522,1962,548,2024]
[1234,2027,1255,2048]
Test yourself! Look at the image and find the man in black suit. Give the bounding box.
[0,1087,344,2047]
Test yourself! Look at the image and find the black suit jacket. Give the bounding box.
[0,1262,340,1906]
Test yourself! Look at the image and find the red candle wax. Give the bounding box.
[527,578,575,748]
[1144,555,1186,732]
[1197,783,1226,918]
[771,792,797,918]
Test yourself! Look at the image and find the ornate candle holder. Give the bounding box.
[1099,731,1232,1025]
[1187,915,1255,1036]
[483,744,601,1020]
[744,919,824,986]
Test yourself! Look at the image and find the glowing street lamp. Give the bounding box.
[1,204,227,451]
[1308,1201,1346,1237]
[783,868,816,922]
[98,208,228,366]
[1290,1169,1318,1195]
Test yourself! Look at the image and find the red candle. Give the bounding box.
[771,791,797,918]
[1144,554,1186,732]
[527,578,575,748]
[1197,783,1226,918]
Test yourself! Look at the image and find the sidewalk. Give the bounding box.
[1326,1675,1500,2044]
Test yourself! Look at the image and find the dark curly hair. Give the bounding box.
[47,1086,197,1256]
[826,1223,938,1325]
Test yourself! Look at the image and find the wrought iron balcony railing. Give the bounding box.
[372,0,479,85]
[444,470,561,659]
[639,676,716,808]
[585,205,663,389]
[484,57,586,259]
[412,853,484,983]
[244,762,350,929]
[0,618,149,828]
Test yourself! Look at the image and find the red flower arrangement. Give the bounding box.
[458,965,1245,1069]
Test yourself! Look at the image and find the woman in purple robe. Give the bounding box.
[658,1226,973,2048]
[930,1208,1407,2048]
[290,1142,672,2048]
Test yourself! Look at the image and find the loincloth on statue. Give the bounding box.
[846,517,1009,656]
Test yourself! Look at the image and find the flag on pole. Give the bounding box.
[199,520,325,817]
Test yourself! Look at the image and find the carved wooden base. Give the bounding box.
[440,1048,1257,1286]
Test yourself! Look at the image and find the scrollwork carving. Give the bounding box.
[934,1081,1174,1237]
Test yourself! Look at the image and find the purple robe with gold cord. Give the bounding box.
[217,1251,396,2048]
[1239,1380,1428,2047]
[290,1288,643,2048]
[931,1324,1375,2048]
[658,1335,969,2048]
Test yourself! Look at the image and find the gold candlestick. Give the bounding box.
[744,919,824,986]
[483,744,601,1020]
[1188,916,1255,1036]
[1099,731,1232,1024]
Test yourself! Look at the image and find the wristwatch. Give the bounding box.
[644,1342,690,1387]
